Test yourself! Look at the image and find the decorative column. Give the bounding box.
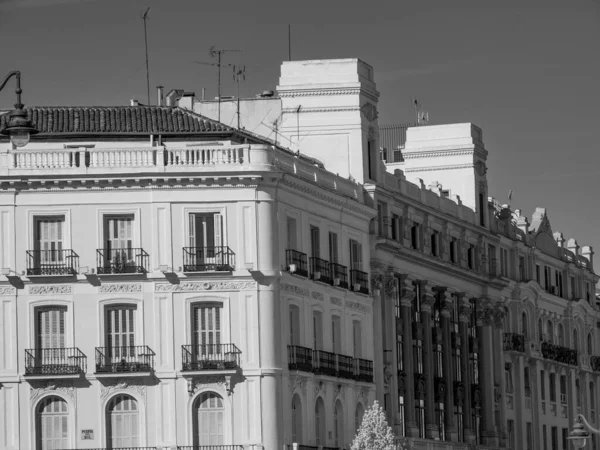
[420,281,439,440]
[399,275,419,437]
[459,295,475,444]
[477,299,499,447]
[371,273,386,410]
[441,289,457,441]
[384,275,402,436]
[492,305,507,448]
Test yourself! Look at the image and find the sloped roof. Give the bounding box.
[0,106,234,135]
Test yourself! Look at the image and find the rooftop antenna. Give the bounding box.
[411,97,429,126]
[296,105,301,152]
[142,7,151,105]
[508,190,513,209]
[288,24,292,61]
[233,65,246,129]
[208,46,242,122]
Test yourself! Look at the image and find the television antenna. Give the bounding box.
[141,7,151,105]
[233,65,246,129]
[411,97,429,126]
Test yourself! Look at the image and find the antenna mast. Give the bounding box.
[208,46,242,122]
[142,7,151,105]
[233,65,246,129]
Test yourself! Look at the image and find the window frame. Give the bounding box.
[97,207,142,251]
[27,209,72,255]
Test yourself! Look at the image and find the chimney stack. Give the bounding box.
[157,86,164,106]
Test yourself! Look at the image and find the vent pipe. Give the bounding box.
[157,86,164,106]
[165,89,184,107]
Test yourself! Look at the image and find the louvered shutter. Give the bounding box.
[37,397,68,450]
[196,393,224,445]
[37,308,65,349]
[36,218,64,263]
[189,213,197,248]
[214,214,222,248]
[106,306,135,358]
[108,395,139,447]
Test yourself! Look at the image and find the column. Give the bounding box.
[459,295,475,444]
[371,274,386,410]
[420,281,439,440]
[477,300,499,447]
[399,275,419,437]
[492,306,507,447]
[441,289,457,441]
[384,275,402,436]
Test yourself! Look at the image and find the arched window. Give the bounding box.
[588,333,593,355]
[36,396,68,450]
[355,403,365,434]
[289,305,301,345]
[574,329,579,352]
[334,400,344,447]
[106,394,139,448]
[558,324,564,346]
[193,391,224,446]
[315,397,325,445]
[521,312,528,339]
[291,394,303,443]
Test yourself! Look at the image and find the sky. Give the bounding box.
[1,0,599,263]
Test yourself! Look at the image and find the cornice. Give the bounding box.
[282,106,361,114]
[278,87,379,102]
[403,163,476,173]
[403,145,488,159]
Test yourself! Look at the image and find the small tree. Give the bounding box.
[350,400,397,450]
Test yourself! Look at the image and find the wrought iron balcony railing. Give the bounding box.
[355,358,374,382]
[503,333,525,353]
[313,349,337,376]
[97,248,149,274]
[337,353,355,379]
[182,246,235,272]
[178,445,244,450]
[286,249,308,277]
[181,344,241,371]
[288,345,313,372]
[61,448,157,450]
[310,256,332,284]
[95,345,155,373]
[541,341,578,366]
[26,249,79,276]
[350,269,369,295]
[591,356,600,372]
[25,347,87,376]
[330,262,348,289]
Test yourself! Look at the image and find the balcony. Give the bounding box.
[310,257,332,284]
[26,249,79,276]
[288,345,313,372]
[181,344,241,372]
[541,341,578,366]
[337,354,355,379]
[330,263,348,289]
[355,358,374,382]
[591,355,600,372]
[178,447,244,450]
[24,348,86,377]
[503,333,525,353]
[183,246,235,272]
[286,249,308,277]
[66,448,157,450]
[313,350,337,377]
[95,345,155,375]
[96,248,149,274]
[350,269,369,295]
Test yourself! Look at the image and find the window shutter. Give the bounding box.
[189,213,197,248]
[214,213,222,248]
[37,308,65,349]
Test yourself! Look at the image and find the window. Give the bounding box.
[435,402,445,441]
[310,226,320,258]
[37,307,66,350]
[544,266,551,290]
[414,339,424,374]
[289,305,301,345]
[551,426,558,450]
[591,382,596,422]
[292,394,302,443]
[467,244,476,269]
[507,420,515,450]
[103,215,134,269]
[562,428,568,450]
[107,394,139,447]
[193,303,221,348]
[349,239,362,271]
[505,363,514,393]
[355,403,365,435]
[487,244,496,275]
[33,216,66,272]
[450,238,458,263]
[391,214,401,241]
[328,232,338,264]
[332,315,342,354]
[526,422,533,450]
[377,203,384,237]
[499,248,508,277]
[560,375,567,404]
[441,189,450,198]
[519,256,526,280]
[555,270,563,297]
[410,223,421,250]
[478,192,485,226]
[193,392,224,445]
[190,212,223,250]
[286,217,297,250]
[334,401,344,447]
[431,230,440,257]
[549,372,556,402]
[105,305,135,350]
[536,264,541,284]
[547,320,554,343]
[36,396,68,450]
[542,425,548,450]
[313,311,323,350]
[455,405,464,442]
[353,320,362,358]
[525,367,532,398]
[415,399,425,438]
[315,397,326,445]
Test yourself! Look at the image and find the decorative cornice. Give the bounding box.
[99,283,142,293]
[278,88,362,97]
[402,149,476,159]
[29,285,72,295]
[281,283,309,297]
[0,286,16,295]
[100,378,146,403]
[330,296,343,306]
[30,380,75,404]
[282,106,360,114]
[290,374,308,397]
[155,281,257,292]
[188,374,232,397]
[311,291,325,301]
[346,299,368,313]
[403,164,477,173]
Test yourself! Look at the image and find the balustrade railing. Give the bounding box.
[288,347,373,382]
[25,347,87,376]
[330,263,348,289]
[62,448,157,450]
[355,358,374,382]
[96,248,149,274]
[310,257,332,284]
[181,344,241,371]
[26,249,79,276]
[503,332,525,352]
[350,269,369,294]
[541,341,578,365]
[95,345,155,373]
[182,246,235,272]
[288,345,313,372]
[337,354,355,379]
[591,355,600,372]
[286,249,308,277]
[165,146,246,166]
[313,350,337,376]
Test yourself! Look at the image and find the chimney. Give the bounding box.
[157,86,164,106]
[582,246,594,269]
[130,99,139,106]
[165,89,184,107]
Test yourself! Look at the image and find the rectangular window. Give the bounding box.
[377,203,384,237]
[505,363,514,393]
[551,426,558,450]
[34,216,65,266]
[450,238,458,263]
[105,305,135,349]
[312,311,323,350]
[349,239,362,271]
[332,315,341,354]
[488,244,496,275]
[455,405,464,442]
[192,303,221,347]
[436,403,445,441]
[519,256,526,280]
[536,264,541,284]
[479,192,485,226]
[500,248,508,277]
[36,307,66,349]
[526,422,533,450]
[540,370,546,400]
[560,375,567,404]
[431,231,439,257]
[328,232,338,264]
[467,245,475,270]
[411,223,420,250]
[507,420,515,450]
[310,225,320,258]
[571,276,577,299]
[544,266,551,290]
[286,216,297,250]
[550,372,556,402]
[414,339,424,374]
[562,428,568,450]
[543,425,547,450]
[189,213,222,249]
[391,214,401,241]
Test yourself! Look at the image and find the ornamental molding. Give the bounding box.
[311,291,325,301]
[346,300,368,313]
[384,277,397,298]
[281,283,309,298]
[30,381,75,404]
[330,296,343,306]
[188,374,232,397]
[278,88,362,97]
[0,286,16,295]
[356,386,369,405]
[100,379,146,404]
[371,274,383,294]
[333,383,346,405]
[314,380,326,399]
[290,375,308,397]
[402,149,476,159]
[360,103,378,122]
[282,106,360,114]
[100,283,142,293]
[155,281,257,292]
[29,285,72,295]
[403,163,476,173]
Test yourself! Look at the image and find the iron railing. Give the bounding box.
[286,249,308,277]
[330,263,348,289]
[61,448,157,450]
[182,246,235,272]
[181,344,241,371]
[355,358,374,382]
[541,341,578,366]
[26,249,79,276]
[350,269,369,294]
[310,256,332,284]
[337,354,355,379]
[591,355,600,372]
[96,248,149,274]
[178,447,245,450]
[503,333,525,353]
[288,345,313,372]
[25,347,86,376]
[313,349,337,376]
[95,345,155,373]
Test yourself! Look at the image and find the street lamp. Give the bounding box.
[0,71,38,147]
[568,414,594,448]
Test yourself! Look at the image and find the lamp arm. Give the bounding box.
[578,414,600,435]
[0,71,23,109]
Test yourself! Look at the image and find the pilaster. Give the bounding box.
[420,281,439,440]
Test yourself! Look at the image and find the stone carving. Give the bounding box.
[314,380,326,398]
[188,374,231,397]
[100,283,142,293]
[290,375,307,397]
[281,283,309,297]
[401,287,415,305]
[330,296,343,306]
[311,291,324,301]
[371,274,383,294]
[346,300,368,313]
[155,281,257,292]
[476,307,495,326]
[30,381,75,404]
[333,383,345,404]
[360,103,378,122]
[492,307,506,328]
[459,305,472,322]
[100,379,147,403]
[29,285,72,295]
[383,364,393,385]
[384,277,397,298]
[356,386,368,404]
[0,286,16,295]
